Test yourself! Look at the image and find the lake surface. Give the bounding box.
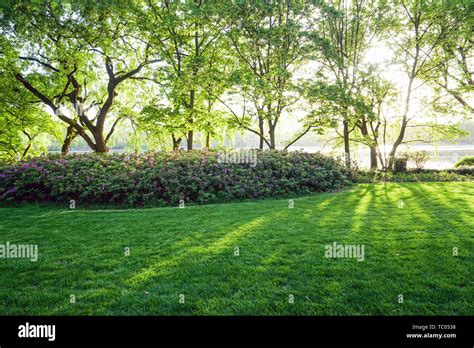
[287,144,474,169]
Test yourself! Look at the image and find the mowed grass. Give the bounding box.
[0,182,472,315]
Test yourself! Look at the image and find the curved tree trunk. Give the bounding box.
[258,117,264,150]
[61,126,77,156]
[387,77,413,169]
[92,129,109,153]
[172,134,181,150]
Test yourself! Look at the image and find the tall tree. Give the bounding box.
[421,0,473,113]
[141,0,226,150]
[1,0,160,153]
[307,0,387,167]
[387,0,468,168]
[353,68,397,169]
[223,0,308,149]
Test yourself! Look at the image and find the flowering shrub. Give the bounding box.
[0,150,350,207]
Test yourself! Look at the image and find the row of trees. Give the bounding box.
[0,0,472,169]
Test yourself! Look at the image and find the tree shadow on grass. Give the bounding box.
[336,182,473,315]
[5,183,470,315]
[106,187,375,315]
[89,189,371,315]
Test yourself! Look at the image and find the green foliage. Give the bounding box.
[0,73,61,162]
[419,0,473,114]
[0,0,471,157]
[353,168,474,183]
[454,156,474,168]
[0,0,158,152]
[222,0,309,148]
[0,150,350,207]
[136,0,233,148]
[301,81,373,127]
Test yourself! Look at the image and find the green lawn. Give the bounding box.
[0,182,472,315]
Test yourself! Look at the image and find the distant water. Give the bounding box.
[287,144,474,169]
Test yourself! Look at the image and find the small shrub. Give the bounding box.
[411,150,430,169]
[454,156,474,168]
[393,157,407,173]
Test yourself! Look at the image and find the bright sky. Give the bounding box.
[277,37,472,139]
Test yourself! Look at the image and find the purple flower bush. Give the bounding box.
[0,150,350,207]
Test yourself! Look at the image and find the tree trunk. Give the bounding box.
[358,120,377,169]
[387,77,414,169]
[370,146,377,169]
[21,142,32,159]
[187,130,193,150]
[268,120,276,150]
[388,19,420,170]
[92,130,109,153]
[187,87,195,150]
[61,125,77,156]
[258,116,264,150]
[20,130,34,159]
[343,120,351,168]
[172,134,181,150]
[186,20,200,151]
[387,121,407,169]
[205,132,210,149]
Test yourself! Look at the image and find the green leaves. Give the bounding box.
[0,0,471,156]
[0,75,61,162]
[0,0,163,152]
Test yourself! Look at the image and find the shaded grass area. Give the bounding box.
[0,182,472,315]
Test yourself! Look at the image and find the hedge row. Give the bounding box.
[0,150,351,207]
[353,167,474,183]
